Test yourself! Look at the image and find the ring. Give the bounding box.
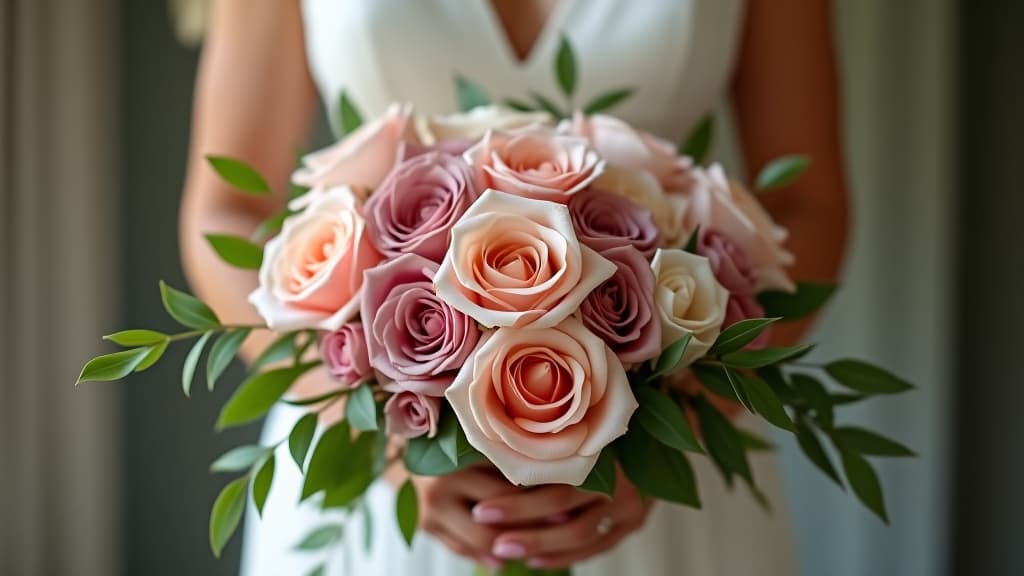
[596,516,615,536]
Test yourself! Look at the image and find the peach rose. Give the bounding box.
[594,166,691,248]
[248,187,383,331]
[650,248,729,367]
[464,128,604,203]
[445,317,637,485]
[416,106,553,145]
[435,189,616,329]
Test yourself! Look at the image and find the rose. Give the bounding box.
[464,128,604,203]
[362,253,480,396]
[363,151,479,261]
[416,106,553,144]
[650,248,729,366]
[435,189,617,329]
[398,140,475,161]
[568,187,660,259]
[698,232,758,294]
[384,391,441,439]
[320,323,371,388]
[684,164,795,292]
[724,294,768,348]
[445,317,637,485]
[249,187,383,331]
[593,166,691,248]
[567,112,692,192]
[579,246,662,364]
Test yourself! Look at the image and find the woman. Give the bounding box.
[180,1,849,574]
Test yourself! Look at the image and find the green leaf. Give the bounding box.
[739,429,776,451]
[634,385,703,452]
[711,318,781,355]
[251,210,291,243]
[396,479,419,547]
[795,419,842,487]
[206,328,251,391]
[204,234,263,270]
[181,331,213,398]
[252,454,275,517]
[283,388,347,407]
[758,282,837,321]
[210,445,269,473]
[757,364,798,403]
[336,91,364,136]
[345,383,378,431]
[830,392,868,405]
[649,333,693,381]
[723,365,754,412]
[737,372,795,431]
[307,565,327,576]
[405,436,461,476]
[695,395,751,482]
[77,347,152,384]
[322,432,376,508]
[529,91,566,119]
[616,426,700,507]
[825,359,914,395]
[578,448,617,497]
[206,155,271,195]
[209,476,248,558]
[840,449,888,523]
[289,413,318,470]
[582,88,634,115]
[756,155,811,191]
[295,524,344,551]
[503,98,535,112]
[555,34,577,98]
[436,413,459,465]
[218,363,318,429]
[683,225,701,254]
[455,75,491,111]
[302,421,351,500]
[159,281,220,329]
[720,344,815,369]
[680,114,714,164]
[834,427,915,457]
[251,332,298,371]
[103,329,167,346]
[135,340,169,372]
[691,363,738,401]
[790,373,833,427]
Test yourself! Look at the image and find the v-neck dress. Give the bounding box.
[241,2,797,574]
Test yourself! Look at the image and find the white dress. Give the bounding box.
[242,1,797,574]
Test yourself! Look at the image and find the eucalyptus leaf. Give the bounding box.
[77,347,152,384]
[649,333,693,381]
[218,363,318,429]
[135,340,169,372]
[336,91,364,136]
[756,155,811,191]
[159,281,220,329]
[795,419,842,487]
[209,475,248,557]
[455,75,491,111]
[396,479,419,547]
[555,34,577,98]
[288,413,318,470]
[616,426,700,506]
[252,454,275,517]
[710,318,781,355]
[204,234,263,270]
[721,344,815,369]
[738,372,795,431]
[294,524,343,551]
[302,421,351,500]
[206,155,272,196]
[840,449,888,523]
[695,395,751,482]
[582,88,634,115]
[210,445,269,473]
[345,383,379,431]
[182,331,213,398]
[680,114,714,164]
[206,328,251,391]
[825,359,914,395]
[578,448,617,497]
[758,282,836,321]
[103,329,167,346]
[634,385,702,452]
[834,426,915,457]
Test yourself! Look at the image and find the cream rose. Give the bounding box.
[650,248,729,366]
[445,317,637,485]
[435,189,616,329]
[594,166,691,248]
[415,106,553,145]
[248,187,383,331]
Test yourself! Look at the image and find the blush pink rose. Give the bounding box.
[363,151,479,262]
[568,187,660,259]
[384,391,440,439]
[362,253,480,396]
[435,189,617,329]
[464,128,605,203]
[650,248,729,367]
[398,140,475,161]
[445,317,637,486]
[320,323,371,388]
[249,187,383,331]
[579,246,662,365]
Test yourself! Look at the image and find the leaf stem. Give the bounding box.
[167,323,267,343]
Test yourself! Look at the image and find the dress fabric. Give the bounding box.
[242,1,797,574]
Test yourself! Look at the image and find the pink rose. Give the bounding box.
[320,323,371,388]
[593,166,691,248]
[568,187,660,259]
[384,391,440,439]
[399,140,475,161]
[445,317,637,485]
[568,112,692,192]
[435,189,617,329]
[464,128,604,203]
[650,249,729,367]
[684,164,795,292]
[362,253,480,396]
[249,187,383,331]
[698,232,757,295]
[363,151,479,262]
[579,246,662,364]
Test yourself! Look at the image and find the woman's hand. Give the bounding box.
[471,466,651,569]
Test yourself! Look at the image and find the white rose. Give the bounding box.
[415,106,553,145]
[650,249,729,366]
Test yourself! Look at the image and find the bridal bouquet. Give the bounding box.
[77,39,913,575]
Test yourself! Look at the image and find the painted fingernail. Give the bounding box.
[472,505,504,523]
[492,541,527,559]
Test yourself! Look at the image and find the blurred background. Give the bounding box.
[0,0,1019,574]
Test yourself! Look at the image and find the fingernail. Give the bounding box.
[472,505,504,523]
[492,541,527,559]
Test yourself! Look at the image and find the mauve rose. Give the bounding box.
[579,246,662,364]
[594,166,691,248]
[698,232,758,295]
[364,151,479,261]
[384,391,441,439]
[362,253,480,396]
[320,323,371,388]
[568,188,660,259]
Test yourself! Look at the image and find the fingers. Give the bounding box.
[522,524,633,570]
[472,485,605,525]
[489,500,626,560]
[455,466,523,502]
[414,473,508,564]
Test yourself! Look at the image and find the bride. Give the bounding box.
[180,1,849,574]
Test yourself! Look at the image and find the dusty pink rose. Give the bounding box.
[249,187,383,331]
[464,128,605,203]
[684,164,795,292]
[384,391,441,439]
[568,112,692,192]
[362,253,480,396]
[435,190,616,329]
[698,232,758,294]
[579,246,662,364]
[594,166,691,248]
[650,248,730,367]
[568,187,660,259]
[364,151,479,261]
[445,317,637,485]
[320,323,371,388]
